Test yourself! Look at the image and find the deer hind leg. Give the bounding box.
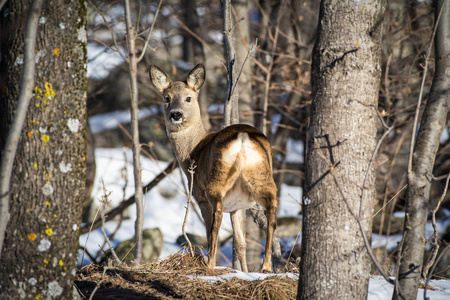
[230,209,248,272]
[205,196,223,269]
[254,184,277,273]
[261,192,277,273]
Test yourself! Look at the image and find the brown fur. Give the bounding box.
[149,64,277,272]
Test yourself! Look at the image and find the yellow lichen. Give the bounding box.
[44,82,55,100]
[35,294,41,300]
[53,48,60,56]
[41,134,50,143]
[27,131,33,138]
[45,228,53,236]
[59,260,63,266]
[34,162,38,169]
[28,233,36,241]
[35,86,43,99]
[46,201,50,207]
[43,259,48,264]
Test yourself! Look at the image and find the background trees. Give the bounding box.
[0,0,448,298]
[0,0,87,297]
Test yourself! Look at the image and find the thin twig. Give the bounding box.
[89,267,110,300]
[87,0,127,61]
[226,17,244,34]
[182,161,197,257]
[174,15,224,62]
[422,171,450,278]
[331,172,395,284]
[424,243,450,300]
[137,0,163,62]
[80,160,177,234]
[230,39,258,99]
[358,108,394,218]
[394,232,407,300]
[373,184,408,218]
[100,182,122,265]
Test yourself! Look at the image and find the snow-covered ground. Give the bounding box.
[79,148,450,299]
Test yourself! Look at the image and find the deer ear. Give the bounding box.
[149,65,172,93]
[186,64,205,91]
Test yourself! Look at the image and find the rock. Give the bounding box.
[103,228,163,264]
[176,233,208,248]
[276,216,302,238]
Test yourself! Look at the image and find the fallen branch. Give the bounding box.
[81,160,177,234]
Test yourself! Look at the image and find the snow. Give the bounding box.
[368,276,450,300]
[79,147,450,299]
[189,268,299,282]
[88,107,160,134]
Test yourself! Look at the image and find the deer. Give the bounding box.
[149,64,277,272]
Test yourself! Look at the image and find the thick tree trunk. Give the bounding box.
[299,1,386,299]
[394,1,450,299]
[0,0,87,298]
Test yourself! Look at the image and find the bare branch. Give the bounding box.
[331,172,395,285]
[174,15,225,62]
[230,39,258,100]
[424,243,450,300]
[100,183,122,266]
[422,171,450,278]
[137,0,163,63]
[88,0,127,62]
[80,161,177,234]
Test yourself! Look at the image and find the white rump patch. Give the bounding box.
[222,132,263,167]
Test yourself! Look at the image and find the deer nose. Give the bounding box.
[170,111,183,121]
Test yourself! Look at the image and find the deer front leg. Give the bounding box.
[261,200,277,273]
[207,198,223,269]
[230,209,248,272]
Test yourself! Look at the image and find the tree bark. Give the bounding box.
[182,0,211,131]
[394,1,450,299]
[222,0,239,127]
[299,1,386,299]
[0,0,87,298]
[0,0,43,260]
[231,0,261,272]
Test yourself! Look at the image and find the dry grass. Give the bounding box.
[75,249,298,299]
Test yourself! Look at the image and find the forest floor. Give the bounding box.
[75,250,298,299]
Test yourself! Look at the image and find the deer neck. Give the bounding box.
[167,121,208,173]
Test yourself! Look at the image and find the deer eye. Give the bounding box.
[165,96,171,103]
[186,96,191,103]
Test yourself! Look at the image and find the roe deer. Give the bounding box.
[149,64,277,272]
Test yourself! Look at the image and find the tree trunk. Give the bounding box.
[182,0,211,131]
[299,1,386,299]
[394,1,450,299]
[231,0,261,272]
[0,0,87,298]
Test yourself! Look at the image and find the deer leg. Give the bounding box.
[230,209,248,272]
[198,202,213,260]
[261,193,277,273]
[207,198,223,269]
